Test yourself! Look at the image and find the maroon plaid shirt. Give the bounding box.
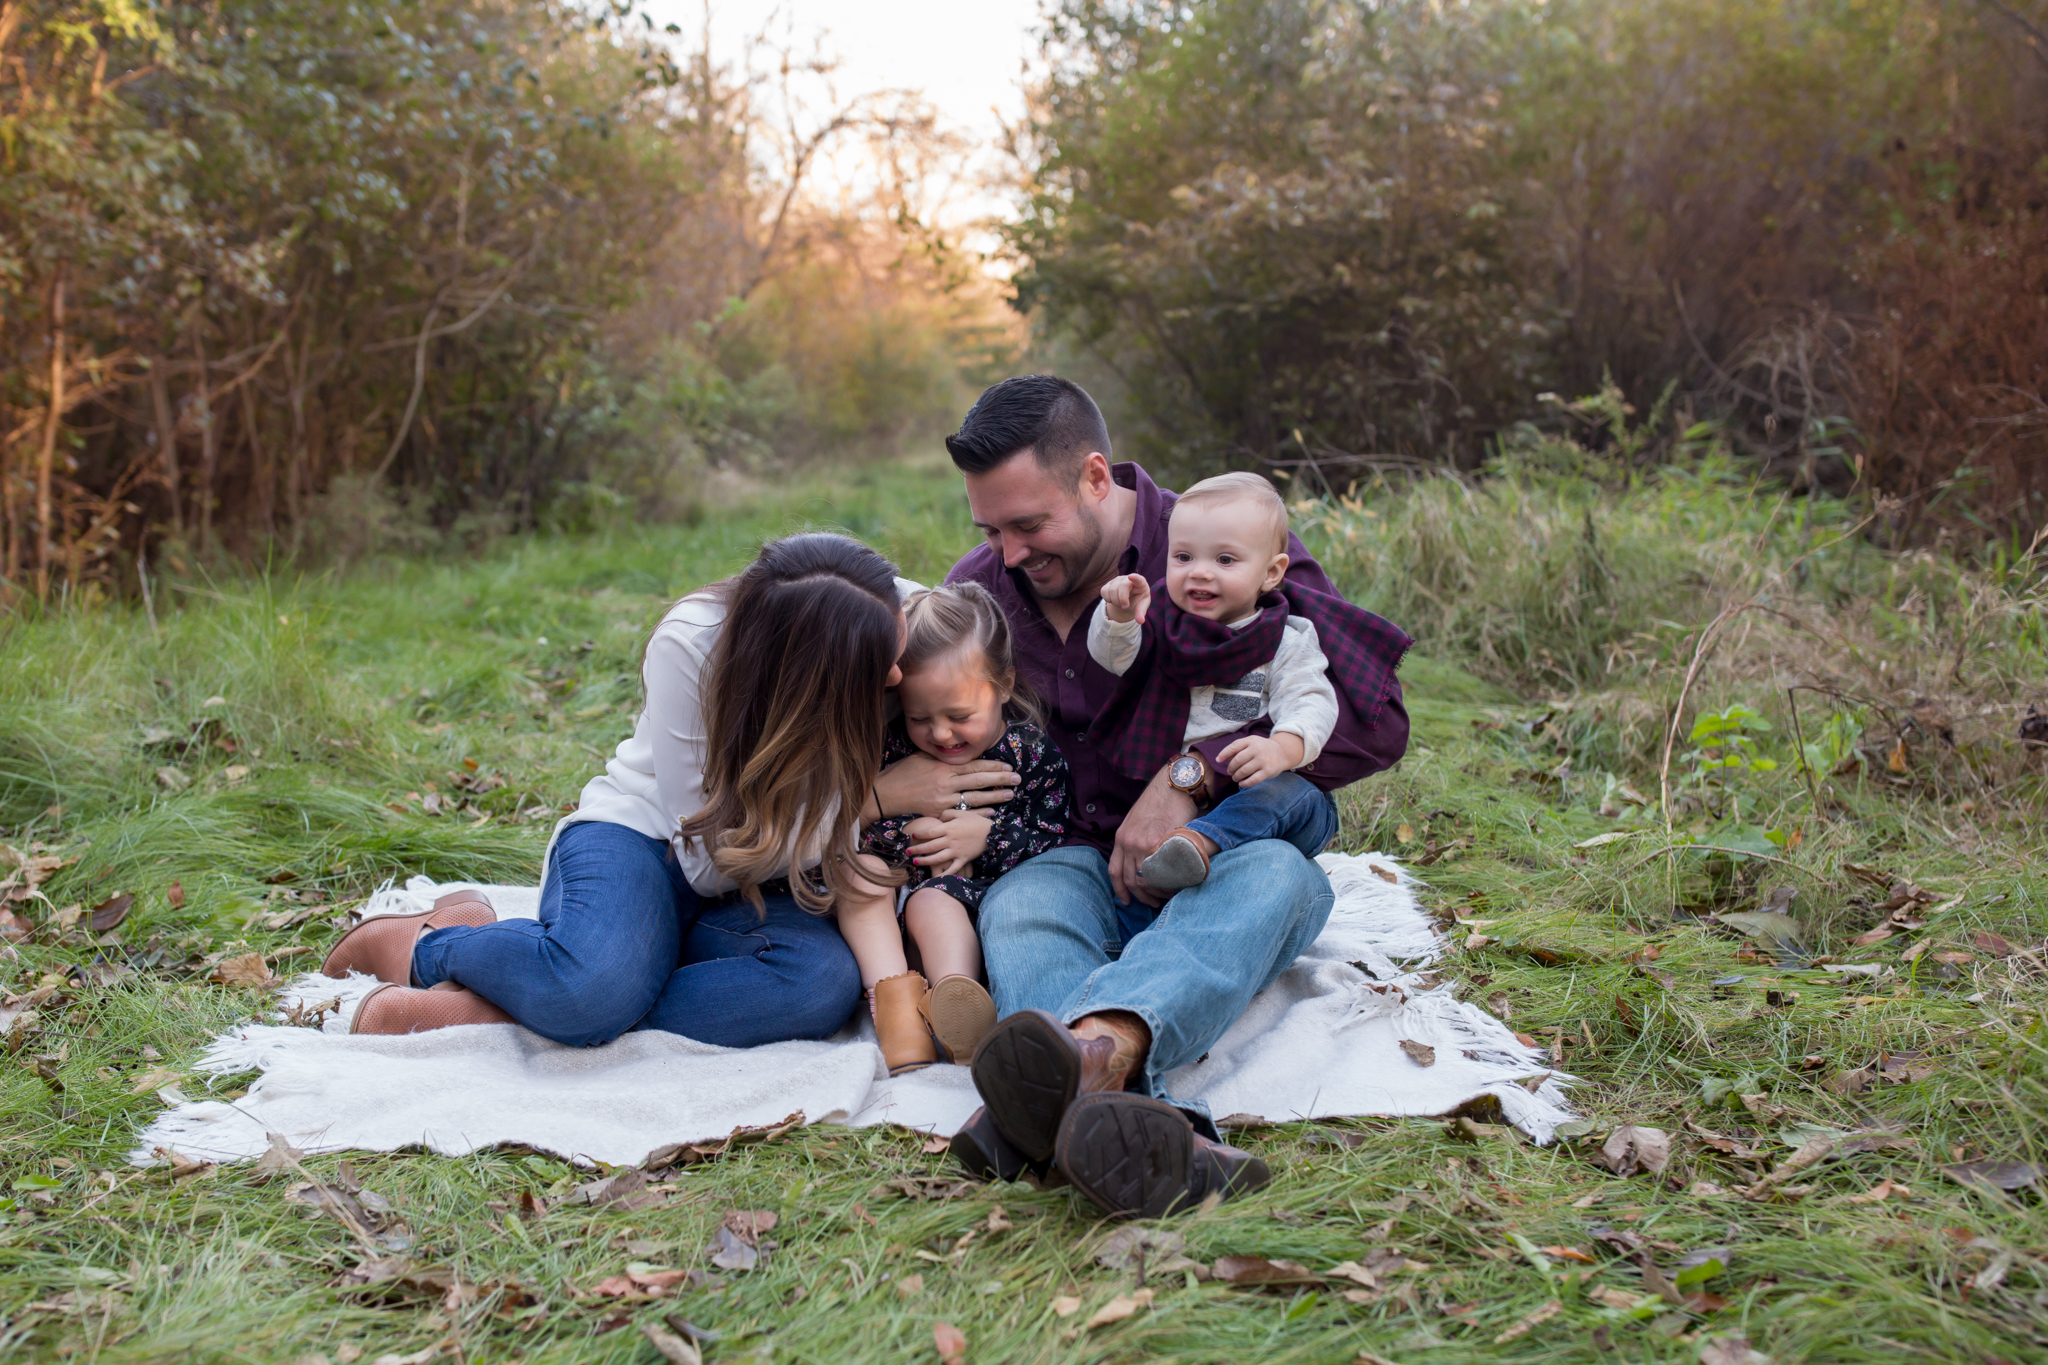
[946,463,1411,856]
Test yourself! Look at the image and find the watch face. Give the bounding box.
[1170,755,1202,789]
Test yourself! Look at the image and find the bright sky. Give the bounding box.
[647,0,1044,234]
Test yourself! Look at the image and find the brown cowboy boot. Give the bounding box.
[872,972,939,1075]
[1138,827,1217,892]
[321,889,496,984]
[1054,1091,1272,1219]
[969,1009,1146,1162]
[351,981,513,1034]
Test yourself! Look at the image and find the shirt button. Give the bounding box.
[1064,668,1076,679]
[1085,803,1096,814]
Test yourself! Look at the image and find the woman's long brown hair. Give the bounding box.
[676,533,902,913]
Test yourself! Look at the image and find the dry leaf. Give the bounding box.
[166,881,185,909]
[707,1224,758,1272]
[252,1131,306,1182]
[984,1205,1011,1233]
[1051,1295,1081,1318]
[1493,1298,1562,1343]
[1540,1245,1595,1264]
[723,1209,779,1244]
[156,767,191,791]
[211,952,272,987]
[1745,1137,1835,1199]
[1083,1288,1154,1330]
[1696,1335,1772,1365]
[1486,991,1512,1021]
[1399,1039,1436,1067]
[1369,864,1397,883]
[921,1136,951,1154]
[896,1273,924,1298]
[1211,1256,1321,1286]
[641,1325,702,1365]
[88,894,134,932]
[1599,1125,1671,1177]
[1396,823,1416,844]
[1943,1160,2042,1192]
[1589,1284,1656,1310]
[932,1321,967,1365]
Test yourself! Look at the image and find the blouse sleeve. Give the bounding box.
[643,618,713,853]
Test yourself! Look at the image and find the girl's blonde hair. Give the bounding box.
[900,582,1043,728]
[676,533,903,914]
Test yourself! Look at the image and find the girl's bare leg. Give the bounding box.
[903,888,981,983]
[837,855,909,991]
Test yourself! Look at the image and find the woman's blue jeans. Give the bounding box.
[411,820,862,1049]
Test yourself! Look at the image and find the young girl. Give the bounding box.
[843,583,1072,1074]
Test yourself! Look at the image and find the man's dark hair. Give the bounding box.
[944,375,1111,486]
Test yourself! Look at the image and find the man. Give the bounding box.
[939,375,1410,1218]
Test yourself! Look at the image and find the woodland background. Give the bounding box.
[1,0,2045,604]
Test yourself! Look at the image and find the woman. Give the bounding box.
[319,533,1019,1044]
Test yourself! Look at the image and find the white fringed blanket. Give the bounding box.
[132,852,1575,1167]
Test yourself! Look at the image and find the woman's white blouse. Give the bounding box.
[545,578,922,897]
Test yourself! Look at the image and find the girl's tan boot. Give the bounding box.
[924,975,997,1063]
[872,972,938,1075]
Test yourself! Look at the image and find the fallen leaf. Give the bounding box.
[1396,823,1416,844]
[156,767,191,791]
[1540,1245,1595,1264]
[723,1209,779,1244]
[708,1223,758,1272]
[1943,1160,2042,1192]
[1486,990,1512,1020]
[1745,1137,1835,1199]
[211,952,273,987]
[1369,864,1398,883]
[1083,1287,1154,1330]
[879,1175,978,1201]
[1589,1284,1657,1311]
[1051,1295,1081,1318]
[1212,1256,1321,1286]
[984,1205,1011,1233]
[896,1273,924,1298]
[932,1321,966,1365]
[1599,1125,1671,1176]
[1575,831,1638,848]
[1493,1298,1562,1343]
[88,894,134,932]
[921,1135,951,1154]
[571,1167,663,1212]
[641,1111,805,1170]
[1696,1334,1772,1365]
[1399,1039,1436,1067]
[641,1324,702,1365]
[252,1131,306,1182]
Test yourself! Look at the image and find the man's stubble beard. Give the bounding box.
[1034,500,1115,607]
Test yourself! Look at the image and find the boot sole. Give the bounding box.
[1056,1091,1196,1220]
[1138,837,1208,892]
[970,1009,1080,1162]
[927,977,997,1063]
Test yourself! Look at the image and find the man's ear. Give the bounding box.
[1076,452,1114,505]
[1263,552,1291,592]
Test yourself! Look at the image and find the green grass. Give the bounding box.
[2,454,2044,1364]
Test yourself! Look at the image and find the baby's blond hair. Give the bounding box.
[1172,471,1289,554]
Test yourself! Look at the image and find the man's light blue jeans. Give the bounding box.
[977,838,1335,1130]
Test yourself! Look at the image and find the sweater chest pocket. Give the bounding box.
[1208,669,1268,722]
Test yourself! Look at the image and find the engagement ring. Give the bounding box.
[955,795,972,811]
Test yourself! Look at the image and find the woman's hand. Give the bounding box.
[906,809,993,877]
[874,752,1016,819]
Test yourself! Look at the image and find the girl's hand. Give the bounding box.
[906,810,993,877]
[1099,573,1152,624]
[874,753,1017,818]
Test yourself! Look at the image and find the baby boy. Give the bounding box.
[1089,472,1342,891]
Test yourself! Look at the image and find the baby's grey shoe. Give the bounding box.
[1139,828,1212,891]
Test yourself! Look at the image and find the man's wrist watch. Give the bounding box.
[1167,752,1213,809]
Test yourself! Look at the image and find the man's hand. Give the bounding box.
[1099,573,1152,625]
[874,752,1016,819]
[1217,732,1304,787]
[1109,762,1199,906]
[905,809,992,877]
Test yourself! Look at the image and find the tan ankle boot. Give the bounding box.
[872,973,938,1075]
[923,975,996,1063]
[321,889,496,984]
[351,982,513,1034]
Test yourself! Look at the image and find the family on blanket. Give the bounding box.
[317,375,1413,1220]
